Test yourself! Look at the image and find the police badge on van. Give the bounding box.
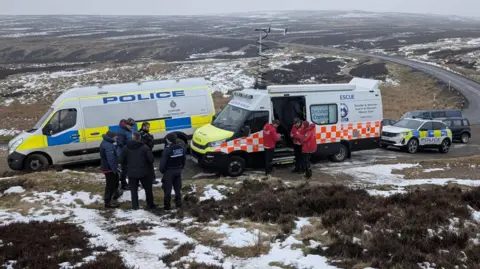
[340,103,349,122]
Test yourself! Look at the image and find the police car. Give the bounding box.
[380,118,452,154]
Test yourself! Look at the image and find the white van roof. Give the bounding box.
[53,77,207,106]
[267,77,380,93]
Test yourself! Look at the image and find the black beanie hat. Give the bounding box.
[106,130,116,138]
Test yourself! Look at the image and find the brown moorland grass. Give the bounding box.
[0,220,132,269]
[187,180,480,268]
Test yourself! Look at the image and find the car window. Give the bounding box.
[45,109,77,135]
[431,111,446,118]
[443,120,452,127]
[422,112,430,117]
[446,111,462,117]
[452,120,463,127]
[393,119,423,129]
[420,122,433,130]
[433,122,445,130]
[310,104,338,125]
[463,120,470,126]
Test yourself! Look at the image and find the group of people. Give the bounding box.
[263,118,317,179]
[99,118,186,210]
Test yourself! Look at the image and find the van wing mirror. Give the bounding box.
[42,124,53,136]
[241,126,251,137]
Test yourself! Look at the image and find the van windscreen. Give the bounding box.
[212,104,250,132]
[446,111,462,117]
[32,107,54,130]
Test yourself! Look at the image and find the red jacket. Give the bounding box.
[302,123,317,153]
[290,125,303,145]
[263,123,280,149]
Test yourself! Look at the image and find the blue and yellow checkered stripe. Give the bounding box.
[16,114,213,152]
[411,129,449,138]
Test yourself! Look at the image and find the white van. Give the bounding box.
[8,78,215,172]
[190,78,383,176]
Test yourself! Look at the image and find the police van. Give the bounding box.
[190,77,383,177]
[8,78,215,172]
[380,118,453,153]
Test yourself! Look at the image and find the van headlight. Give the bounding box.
[207,139,226,148]
[8,138,23,154]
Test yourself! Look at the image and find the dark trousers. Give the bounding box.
[129,176,155,210]
[162,169,182,210]
[265,148,274,175]
[293,144,304,172]
[104,172,119,204]
[303,153,312,179]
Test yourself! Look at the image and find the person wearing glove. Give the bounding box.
[99,130,120,208]
[290,118,304,174]
[159,133,186,211]
[263,119,281,177]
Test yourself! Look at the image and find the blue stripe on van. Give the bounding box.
[165,117,192,131]
[47,130,80,146]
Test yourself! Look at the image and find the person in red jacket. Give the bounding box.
[263,119,281,177]
[290,118,304,173]
[301,122,318,179]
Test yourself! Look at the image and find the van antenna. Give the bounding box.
[253,27,287,90]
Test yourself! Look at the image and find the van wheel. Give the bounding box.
[406,138,419,154]
[24,154,49,172]
[330,144,348,162]
[439,139,451,153]
[461,133,470,144]
[224,156,246,177]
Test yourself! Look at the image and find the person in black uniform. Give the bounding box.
[159,133,186,211]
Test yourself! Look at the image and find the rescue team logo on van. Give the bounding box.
[102,90,185,104]
[340,103,349,122]
[340,94,354,100]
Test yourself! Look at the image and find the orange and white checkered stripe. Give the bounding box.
[213,120,381,154]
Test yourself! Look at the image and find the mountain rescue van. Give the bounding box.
[191,77,383,177]
[7,78,215,172]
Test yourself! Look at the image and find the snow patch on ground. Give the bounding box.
[423,168,445,172]
[200,184,227,201]
[2,186,25,195]
[208,223,265,248]
[0,129,21,136]
[21,191,102,207]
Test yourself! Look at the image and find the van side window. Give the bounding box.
[47,109,77,135]
[446,111,462,117]
[244,111,269,133]
[431,111,446,118]
[310,104,338,125]
[463,120,470,126]
[421,112,430,117]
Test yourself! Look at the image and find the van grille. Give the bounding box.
[192,140,207,150]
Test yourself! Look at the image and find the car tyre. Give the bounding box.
[460,133,470,144]
[406,138,419,154]
[224,156,246,177]
[380,144,388,149]
[439,139,451,153]
[330,144,348,162]
[24,153,49,172]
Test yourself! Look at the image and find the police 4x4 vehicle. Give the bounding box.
[380,118,452,154]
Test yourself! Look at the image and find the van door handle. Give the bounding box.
[90,132,100,135]
[71,134,80,138]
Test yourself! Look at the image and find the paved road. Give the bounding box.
[276,41,480,124]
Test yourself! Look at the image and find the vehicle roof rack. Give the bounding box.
[411,116,433,120]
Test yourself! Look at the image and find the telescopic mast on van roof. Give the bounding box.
[253,27,287,90]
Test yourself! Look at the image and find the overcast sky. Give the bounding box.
[2,0,480,17]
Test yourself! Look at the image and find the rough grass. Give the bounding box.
[0,220,132,269]
[380,64,464,119]
[187,181,480,268]
[160,243,196,265]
